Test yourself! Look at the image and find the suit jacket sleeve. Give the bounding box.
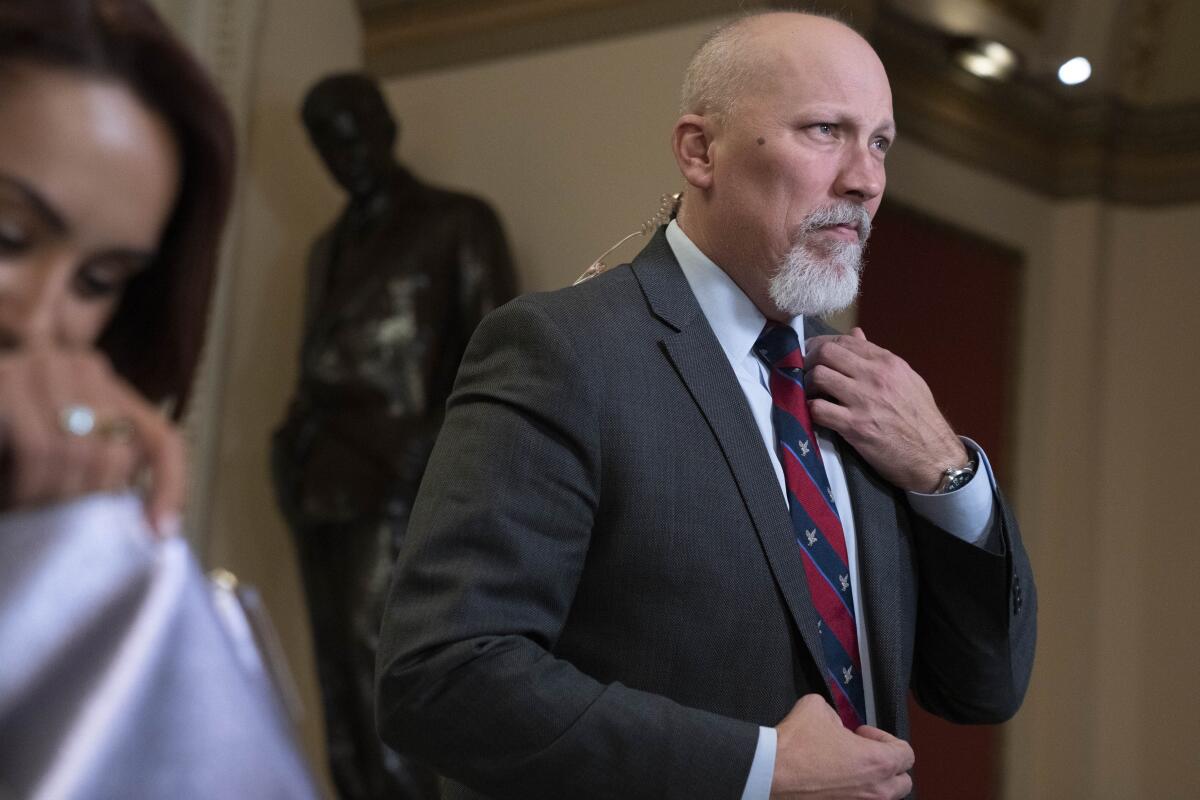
[376,296,759,799]
[908,487,1037,724]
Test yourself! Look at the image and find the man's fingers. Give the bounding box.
[855,724,898,742]
[851,326,867,340]
[773,695,917,800]
[807,397,853,435]
[805,363,861,406]
[781,693,837,723]
[881,772,914,799]
[805,334,872,376]
[856,726,916,773]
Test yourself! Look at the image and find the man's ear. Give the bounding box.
[672,114,715,190]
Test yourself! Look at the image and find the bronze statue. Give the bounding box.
[271,73,516,800]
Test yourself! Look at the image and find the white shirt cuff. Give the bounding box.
[905,437,997,548]
[741,725,777,800]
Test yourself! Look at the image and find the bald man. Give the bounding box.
[377,12,1036,800]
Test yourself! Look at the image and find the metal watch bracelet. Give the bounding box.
[935,450,979,494]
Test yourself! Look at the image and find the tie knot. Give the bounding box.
[755,322,803,368]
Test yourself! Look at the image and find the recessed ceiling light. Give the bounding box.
[981,41,1018,71]
[1058,56,1092,86]
[958,51,1003,79]
[954,38,1019,80]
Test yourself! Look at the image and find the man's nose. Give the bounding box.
[834,143,885,203]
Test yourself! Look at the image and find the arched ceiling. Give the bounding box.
[887,0,1200,106]
[356,0,1200,204]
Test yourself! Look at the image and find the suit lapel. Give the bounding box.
[838,443,906,732]
[631,231,831,688]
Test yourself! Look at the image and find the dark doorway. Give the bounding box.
[856,202,1024,800]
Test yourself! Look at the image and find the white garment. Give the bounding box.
[0,493,319,800]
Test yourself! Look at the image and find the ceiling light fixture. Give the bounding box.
[955,38,1019,81]
[1057,56,1092,86]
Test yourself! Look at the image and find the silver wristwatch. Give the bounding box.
[935,450,979,494]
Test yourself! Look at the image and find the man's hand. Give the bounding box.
[0,347,186,535]
[804,328,967,493]
[771,694,913,799]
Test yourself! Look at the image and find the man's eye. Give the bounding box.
[814,123,835,135]
[871,137,891,153]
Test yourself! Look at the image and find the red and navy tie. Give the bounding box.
[756,322,867,729]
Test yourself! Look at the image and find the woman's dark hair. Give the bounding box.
[0,0,235,417]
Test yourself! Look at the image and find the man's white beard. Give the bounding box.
[767,203,871,318]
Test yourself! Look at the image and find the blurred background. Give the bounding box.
[151,0,1200,797]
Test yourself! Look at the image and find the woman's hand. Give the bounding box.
[0,347,185,534]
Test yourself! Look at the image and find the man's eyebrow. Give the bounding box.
[0,172,69,235]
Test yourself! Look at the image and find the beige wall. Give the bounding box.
[1091,203,1200,798]
[200,0,363,792]
[196,4,1200,797]
[382,17,727,292]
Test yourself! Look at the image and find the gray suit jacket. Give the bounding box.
[377,229,1036,799]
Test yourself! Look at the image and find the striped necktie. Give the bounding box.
[755,322,867,729]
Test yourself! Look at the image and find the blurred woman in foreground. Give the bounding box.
[0,0,231,526]
[0,2,318,797]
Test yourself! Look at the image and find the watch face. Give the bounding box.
[939,467,974,494]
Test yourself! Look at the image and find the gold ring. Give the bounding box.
[95,416,136,442]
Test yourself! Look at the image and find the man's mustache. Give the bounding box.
[800,203,872,243]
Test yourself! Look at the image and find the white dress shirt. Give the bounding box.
[664,220,999,799]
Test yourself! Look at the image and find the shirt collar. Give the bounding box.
[665,219,806,363]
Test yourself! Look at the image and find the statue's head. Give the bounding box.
[302,72,398,197]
